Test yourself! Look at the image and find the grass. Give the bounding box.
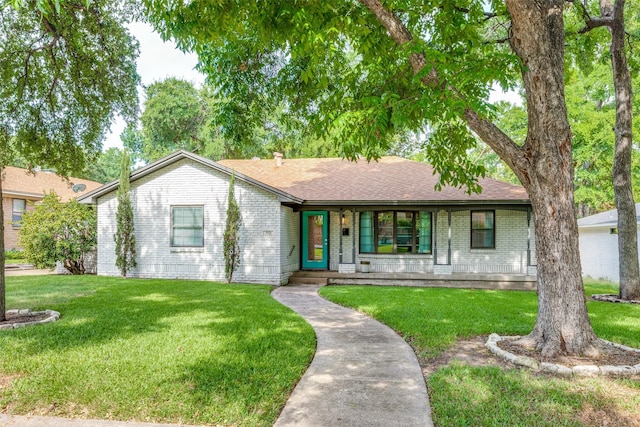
[0,276,315,427]
[319,281,640,427]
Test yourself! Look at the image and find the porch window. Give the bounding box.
[171,206,204,247]
[471,210,495,249]
[359,211,431,254]
[12,198,26,227]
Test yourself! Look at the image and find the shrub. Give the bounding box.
[19,192,96,274]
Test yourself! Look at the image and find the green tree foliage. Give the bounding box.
[0,0,139,319]
[140,78,214,161]
[223,172,241,283]
[114,150,136,277]
[137,77,338,164]
[19,192,96,274]
[84,148,125,184]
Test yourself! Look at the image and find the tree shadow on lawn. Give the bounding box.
[170,316,315,426]
[0,278,308,356]
[428,363,640,427]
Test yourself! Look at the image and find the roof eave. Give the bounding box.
[77,150,303,205]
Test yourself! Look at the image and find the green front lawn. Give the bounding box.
[0,276,315,427]
[320,282,640,427]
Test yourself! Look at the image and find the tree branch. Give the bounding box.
[357,0,526,174]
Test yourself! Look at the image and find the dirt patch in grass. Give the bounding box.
[420,335,514,376]
[0,373,21,390]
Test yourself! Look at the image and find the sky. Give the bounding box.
[103,23,520,151]
[102,22,205,150]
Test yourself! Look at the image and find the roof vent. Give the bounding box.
[72,183,87,193]
[274,152,283,167]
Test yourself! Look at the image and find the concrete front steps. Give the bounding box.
[287,270,537,290]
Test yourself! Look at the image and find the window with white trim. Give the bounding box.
[12,199,26,227]
[471,210,495,249]
[171,206,204,247]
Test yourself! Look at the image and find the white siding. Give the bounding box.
[96,159,283,284]
[579,226,640,282]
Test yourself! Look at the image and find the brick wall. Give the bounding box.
[96,159,283,284]
[279,206,299,283]
[2,195,36,250]
[338,208,534,275]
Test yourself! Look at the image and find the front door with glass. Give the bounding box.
[301,211,328,269]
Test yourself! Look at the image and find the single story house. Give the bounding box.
[577,203,640,282]
[2,166,102,250]
[78,150,537,285]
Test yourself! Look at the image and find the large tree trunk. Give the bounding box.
[361,0,600,356]
[603,0,640,300]
[471,0,600,356]
[0,169,6,321]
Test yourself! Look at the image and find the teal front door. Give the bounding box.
[302,211,328,269]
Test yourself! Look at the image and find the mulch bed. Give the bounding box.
[0,311,51,326]
[497,339,640,368]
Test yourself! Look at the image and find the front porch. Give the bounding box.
[287,270,537,291]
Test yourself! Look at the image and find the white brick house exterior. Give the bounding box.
[80,151,536,285]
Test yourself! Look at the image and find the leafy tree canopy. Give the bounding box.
[0,0,140,175]
[136,77,339,163]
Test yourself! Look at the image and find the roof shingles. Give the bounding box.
[2,166,102,202]
[218,156,529,204]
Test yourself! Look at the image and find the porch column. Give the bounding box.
[433,210,438,264]
[527,207,531,267]
[339,208,343,264]
[447,209,452,265]
[352,209,356,263]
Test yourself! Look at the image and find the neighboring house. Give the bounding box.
[79,150,537,285]
[2,166,102,251]
[577,203,640,282]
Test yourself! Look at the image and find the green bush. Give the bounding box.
[18,191,96,274]
[4,249,25,260]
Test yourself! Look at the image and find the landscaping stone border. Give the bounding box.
[485,333,640,377]
[592,294,640,304]
[0,309,60,330]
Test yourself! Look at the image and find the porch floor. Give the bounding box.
[287,270,537,291]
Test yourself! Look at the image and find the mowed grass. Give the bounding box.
[1,276,315,427]
[320,282,640,427]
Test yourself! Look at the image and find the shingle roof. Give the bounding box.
[577,203,640,228]
[218,156,529,205]
[2,166,102,202]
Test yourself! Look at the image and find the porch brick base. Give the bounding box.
[339,263,357,274]
[433,264,453,275]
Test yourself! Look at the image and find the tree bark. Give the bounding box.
[359,0,600,356]
[0,169,6,321]
[602,0,640,300]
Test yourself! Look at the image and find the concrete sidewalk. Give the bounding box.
[272,284,433,427]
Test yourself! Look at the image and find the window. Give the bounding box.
[471,210,495,249]
[12,199,26,227]
[171,206,204,247]
[360,211,431,254]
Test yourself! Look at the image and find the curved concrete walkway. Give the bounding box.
[272,285,433,427]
